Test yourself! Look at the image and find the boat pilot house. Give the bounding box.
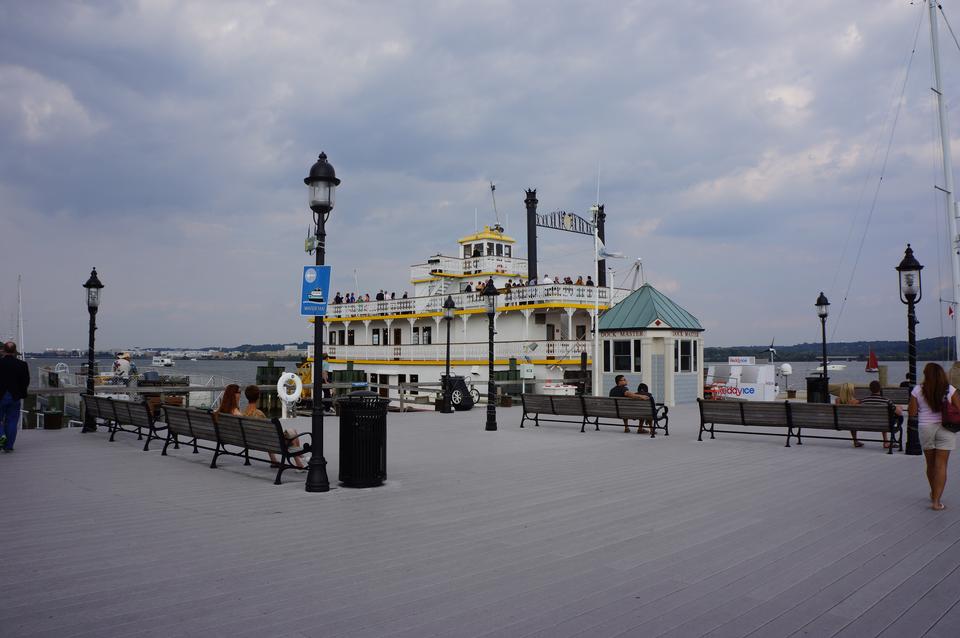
[599,284,704,407]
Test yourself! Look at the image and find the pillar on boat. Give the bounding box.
[525,189,538,283]
[596,204,607,287]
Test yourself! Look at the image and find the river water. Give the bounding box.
[28,357,957,389]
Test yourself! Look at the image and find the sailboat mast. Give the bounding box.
[17,274,23,359]
[930,0,960,356]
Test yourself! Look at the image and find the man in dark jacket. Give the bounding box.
[0,341,30,452]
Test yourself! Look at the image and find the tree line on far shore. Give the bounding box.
[705,337,955,363]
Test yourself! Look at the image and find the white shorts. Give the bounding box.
[920,424,956,451]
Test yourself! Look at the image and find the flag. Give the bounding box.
[949,305,955,319]
[596,237,624,259]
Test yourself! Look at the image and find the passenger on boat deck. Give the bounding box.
[364,293,371,302]
[244,385,305,470]
[334,292,343,304]
[402,291,408,299]
[609,375,646,433]
[543,274,553,284]
[575,276,584,285]
[375,290,385,301]
[528,277,537,285]
[217,384,242,416]
[390,292,396,300]
[464,283,472,293]
[585,276,594,286]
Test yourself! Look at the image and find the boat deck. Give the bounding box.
[3,404,960,637]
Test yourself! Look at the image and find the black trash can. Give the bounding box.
[443,375,474,411]
[337,391,388,488]
[806,376,830,404]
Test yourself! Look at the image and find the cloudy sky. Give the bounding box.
[1,0,959,351]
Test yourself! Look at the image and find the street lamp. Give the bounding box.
[82,268,103,433]
[815,292,830,402]
[483,279,499,431]
[303,152,340,492]
[897,243,924,455]
[440,295,456,414]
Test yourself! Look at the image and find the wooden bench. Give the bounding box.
[82,395,115,431]
[791,403,901,451]
[697,399,900,453]
[520,395,589,431]
[81,395,167,451]
[520,394,669,436]
[698,400,793,446]
[161,405,311,484]
[582,396,669,437]
[852,387,910,405]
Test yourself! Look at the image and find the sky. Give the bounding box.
[2,0,960,351]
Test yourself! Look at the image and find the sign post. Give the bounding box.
[300,265,332,317]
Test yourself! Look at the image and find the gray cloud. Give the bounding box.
[0,0,956,349]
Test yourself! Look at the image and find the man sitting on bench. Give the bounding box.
[859,380,904,449]
[609,375,649,434]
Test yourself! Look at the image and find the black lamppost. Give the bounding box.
[303,152,340,492]
[815,292,830,402]
[440,295,456,414]
[898,243,924,455]
[82,268,103,433]
[483,279,499,431]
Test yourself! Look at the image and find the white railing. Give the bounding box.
[409,254,529,280]
[326,339,590,362]
[326,284,630,319]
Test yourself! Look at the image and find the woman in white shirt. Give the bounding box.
[909,362,960,511]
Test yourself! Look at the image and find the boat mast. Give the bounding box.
[592,205,601,397]
[930,0,960,357]
[17,274,23,359]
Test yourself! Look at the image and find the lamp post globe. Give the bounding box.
[303,152,340,493]
[82,268,104,433]
[898,244,924,455]
[897,244,924,305]
[441,295,457,414]
[304,152,340,216]
[483,279,499,431]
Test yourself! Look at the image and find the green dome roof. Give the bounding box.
[599,283,703,331]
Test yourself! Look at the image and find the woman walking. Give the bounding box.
[909,363,960,511]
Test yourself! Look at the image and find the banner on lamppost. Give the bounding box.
[300,265,331,316]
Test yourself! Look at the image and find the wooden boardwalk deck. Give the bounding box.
[2,403,959,637]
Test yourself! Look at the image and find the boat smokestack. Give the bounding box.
[596,204,607,287]
[525,189,538,282]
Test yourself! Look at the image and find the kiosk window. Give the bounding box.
[614,341,631,372]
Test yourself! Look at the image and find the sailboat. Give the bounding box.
[865,349,879,373]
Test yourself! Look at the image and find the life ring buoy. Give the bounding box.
[277,373,303,403]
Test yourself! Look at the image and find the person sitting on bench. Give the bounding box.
[243,385,305,469]
[609,375,647,434]
[635,383,655,435]
[859,380,904,449]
